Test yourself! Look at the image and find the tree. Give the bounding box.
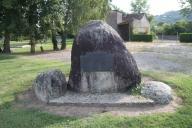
[107,1,126,13]
[23,0,47,53]
[24,0,63,53]
[0,0,110,53]
[155,20,192,35]
[0,0,13,53]
[39,0,71,50]
[180,0,192,17]
[0,0,27,53]
[131,0,149,14]
[39,0,64,51]
[60,0,110,50]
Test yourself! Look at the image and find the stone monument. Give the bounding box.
[68,20,141,93]
[32,20,175,109]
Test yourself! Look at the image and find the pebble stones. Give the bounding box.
[33,69,67,102]
[141,81,173,104]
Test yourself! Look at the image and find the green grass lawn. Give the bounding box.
[1,54,192,128]
[0,55,70,106]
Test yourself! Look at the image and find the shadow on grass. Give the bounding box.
[0,107,77,128]
[0,99,77,128]
[0,54,18,61]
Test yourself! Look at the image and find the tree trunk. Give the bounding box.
[3,31,11,53]
[0,47,2,53]
[60,31,66,50]
[52,31,59,51]
[30,36,36,54]
[31,43,35,54]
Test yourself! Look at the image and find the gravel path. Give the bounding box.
[133,43,192,74]
[32,42,192,74]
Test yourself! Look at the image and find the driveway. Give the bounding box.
[32,42,192,74]
[130,42,192,74]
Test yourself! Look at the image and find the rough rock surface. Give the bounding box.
[68,20,141,93]
[141,81,173,104]
[33,69,67,102]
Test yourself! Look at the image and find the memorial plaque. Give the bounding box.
[80,52,113,72]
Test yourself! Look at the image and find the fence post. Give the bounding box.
[161,33,164,43]
[176,32,179,43]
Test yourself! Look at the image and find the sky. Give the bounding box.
[111,0,181,15]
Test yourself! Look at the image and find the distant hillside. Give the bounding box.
[154,10,192,23]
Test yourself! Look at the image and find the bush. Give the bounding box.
[11,35,29,41]
[67,34,75,39]
[180,33,192,43]
[131,34,153,42]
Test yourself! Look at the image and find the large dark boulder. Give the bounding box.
[68,20,141,93]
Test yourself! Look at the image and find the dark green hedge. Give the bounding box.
[131,34,153,42]
[180,33,192,43]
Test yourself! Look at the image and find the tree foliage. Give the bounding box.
[60,0,110,50]
[0,0,110,53]
[63,0,110,34]
[0,0,27,53]
[131,0,149,14]
[156,20,192,35]
[39,0,64,51]
[180,0,192,17]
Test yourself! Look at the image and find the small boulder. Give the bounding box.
[33,69,67,102]
[141,81,173,104]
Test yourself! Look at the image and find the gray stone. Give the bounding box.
[141,81,173,104]
[80,72,117,93]
[33,69,67,102]
[49,92,154,107]
[68,20,141,93]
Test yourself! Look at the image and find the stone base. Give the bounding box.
[16,88,181,117]
[79,72,133,93]
[48,92,154,107]
[80,72,118,93]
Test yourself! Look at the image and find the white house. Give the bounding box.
[106,10,151,41]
